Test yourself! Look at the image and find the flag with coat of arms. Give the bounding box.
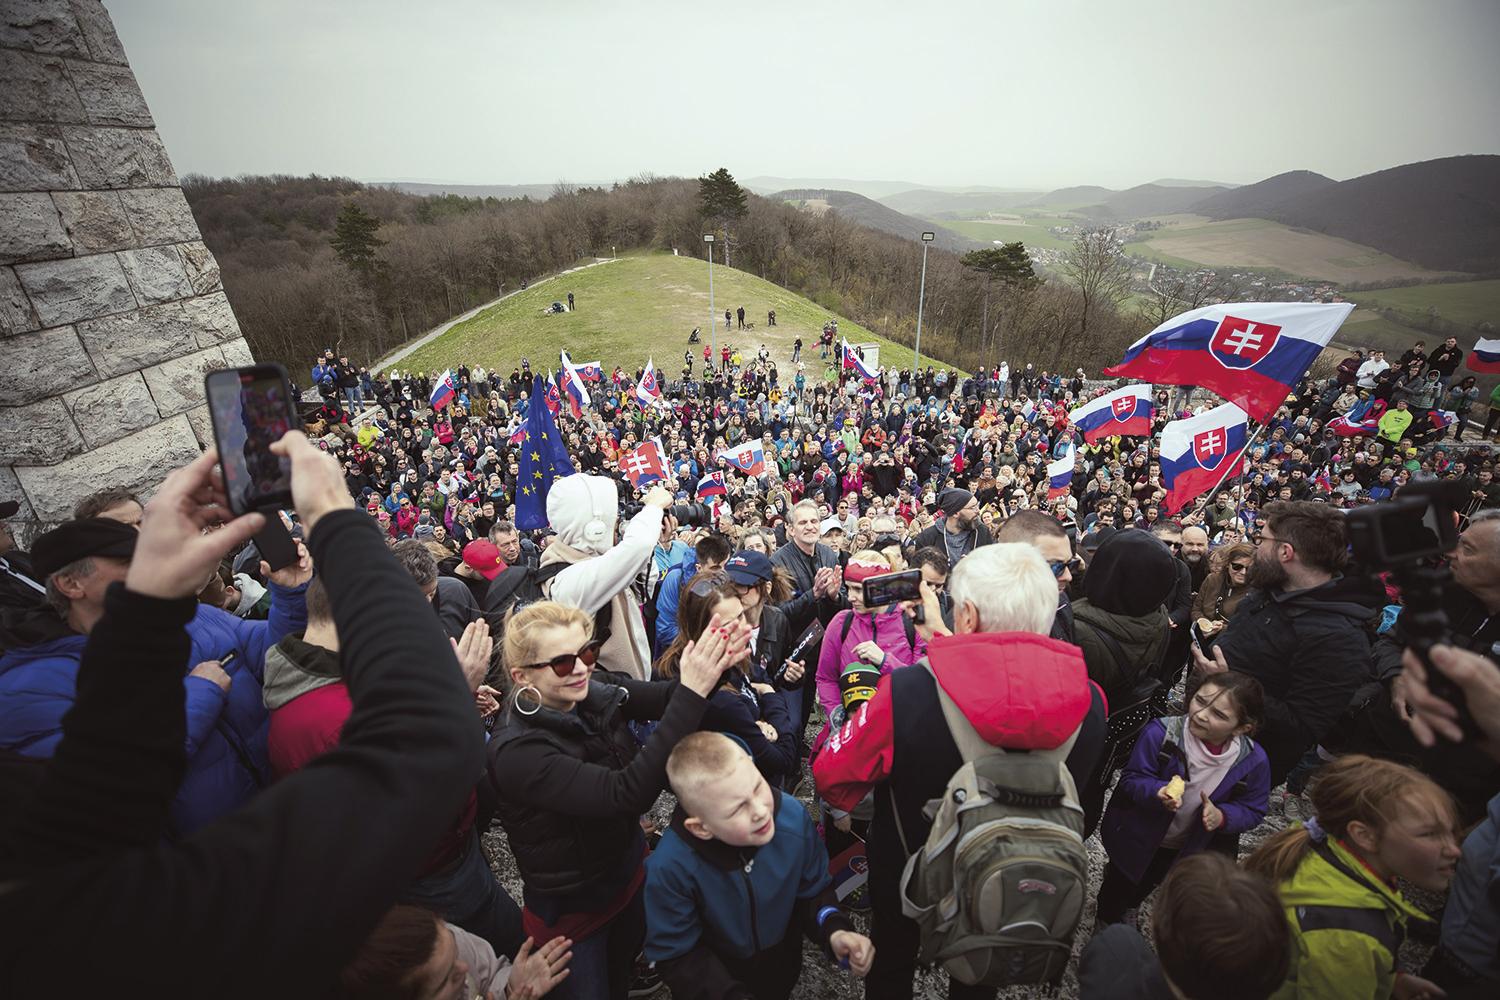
[1158,402,1251,514]
[635,359,664,409]
[429,369,458,411]
[620,438,667,488]
[1104,302,1353,422]
[717,440,766,477]
[697,471,727,498]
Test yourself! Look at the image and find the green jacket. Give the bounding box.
[1272,836,1430,1000]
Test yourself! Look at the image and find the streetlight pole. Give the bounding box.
[704,233,716,367]
[914,231,935,372]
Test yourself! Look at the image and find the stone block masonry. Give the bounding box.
[0,0,261,546]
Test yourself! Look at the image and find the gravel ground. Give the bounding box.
[481,713,1442,999]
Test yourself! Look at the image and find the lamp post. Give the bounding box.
[704,233,716,365]
[915,231,935,372]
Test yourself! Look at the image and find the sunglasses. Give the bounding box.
[1229,562,1250,572]
[521,639,603,677]
[1048,557,1083,578]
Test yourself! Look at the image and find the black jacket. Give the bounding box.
[751,603,795,689]
[912,521,994,563]
[488,674,706,909]
[1077,925,1173,999]
[1215,576,1381,784]
[770,542,844,637]
[0,511,484,998]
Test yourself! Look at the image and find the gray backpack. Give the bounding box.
[898,661,1087,987]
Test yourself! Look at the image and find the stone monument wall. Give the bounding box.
[1,0,254,543]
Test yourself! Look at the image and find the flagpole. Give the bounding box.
[1203,418,1268,522]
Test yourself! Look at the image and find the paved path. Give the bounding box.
[373,257,619,372]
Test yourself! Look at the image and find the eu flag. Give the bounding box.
[515,374,576,530]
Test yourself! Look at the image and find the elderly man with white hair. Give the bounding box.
[814,542,1107,1000]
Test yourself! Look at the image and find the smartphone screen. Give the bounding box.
[205,364,296,515]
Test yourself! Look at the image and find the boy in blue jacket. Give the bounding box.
[645,732,873,1000]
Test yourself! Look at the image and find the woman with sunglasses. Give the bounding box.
[655,570,801,787]
[1191,542,1254,645]
[489,600,749,1000]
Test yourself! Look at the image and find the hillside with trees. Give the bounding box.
[183,171,1146,378]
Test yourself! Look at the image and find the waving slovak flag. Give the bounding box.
[541,377,562,416]
[634,359,664,409]
[429,369,458,411]
[1327,397,1386,437]
[697,470,727,498]
[558,351,591,418]
[841,340,879,384]
[1068,384,1154,443]
[620,438,667,488]
[573,359,604,383]
[1159,402,1251,514]
[717,440,766,477]
[1467,336,1500,374]
[1104,302,1353,422]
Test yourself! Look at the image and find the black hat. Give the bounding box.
[31,518,137,580]
[936,488,974,517]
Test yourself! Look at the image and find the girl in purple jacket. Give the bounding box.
[814,552,927,721]
[1097,671,1271,925]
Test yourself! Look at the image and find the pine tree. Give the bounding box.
[697,168,748,266]
[962,242,1037,361]
[330,201,385,277]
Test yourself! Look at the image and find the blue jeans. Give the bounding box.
[403,832,525,959]
[343,387,362,410]
[549,888,646,1000]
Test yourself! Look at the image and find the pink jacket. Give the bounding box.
[816,605,927,716]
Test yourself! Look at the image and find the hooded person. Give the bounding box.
[540,473,671,682]
[1070,529,1176,707]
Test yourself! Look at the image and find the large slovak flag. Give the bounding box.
[1327,397,1386,437]
[718,440,767,477]
[429,369,458,411]
[1046,451,1074,500]
[1068,383,1154,443]
[1159,402,1251,514]
[573,359,604,383]
[1104,302,1353,422]
[634,359,664,409]
[620,438,667,488]
[1467,336,1500,375]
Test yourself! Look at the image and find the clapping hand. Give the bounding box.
[451,619,494,692]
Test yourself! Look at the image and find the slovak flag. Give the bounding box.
[1067,384,1154,443]
[558,352,591,418]
[1020,399,1038,423]
[1328,398,1385,437]
[542,377,562,416]
[429,369,458,411]
[1159,402,1252,515]
[718,440,767,477]
[697,470,727,498]
[1046,451,1074,500]
[1429,409,1458,433]
[1104,302,1353,422]
[1466,336,1500,374]
[634,360,663,409]
[574,359,604,383]
[841,341,879,384]
[620,438,667,488]
[508,426,526,446]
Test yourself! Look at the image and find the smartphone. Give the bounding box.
[252,515,300,572]
[204,364,297,516]
[861,569,924,608]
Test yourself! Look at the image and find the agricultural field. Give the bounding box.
[938,213,1077,250]
[1347,279,1500,330]
[1123,214,1442,284]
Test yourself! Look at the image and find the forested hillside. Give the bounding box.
[183,174,1143,376]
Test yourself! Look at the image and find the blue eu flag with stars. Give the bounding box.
[516,374,576,530]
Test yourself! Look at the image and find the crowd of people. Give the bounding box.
[1,328,1498,1000]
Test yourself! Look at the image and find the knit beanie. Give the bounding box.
[937,488,974,517]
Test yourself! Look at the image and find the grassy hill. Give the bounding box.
[1192,170,1336,221]
[1083,182,1228,219]
[388,252,962,377]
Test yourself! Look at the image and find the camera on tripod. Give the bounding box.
[1345,479,1477,735]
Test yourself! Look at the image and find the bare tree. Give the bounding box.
[1062,228,1134,341]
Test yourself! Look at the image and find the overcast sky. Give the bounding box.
[111,0,1500,191]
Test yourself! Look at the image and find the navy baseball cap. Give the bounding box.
[724,550,773,586]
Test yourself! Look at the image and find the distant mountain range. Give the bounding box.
[1191,170,1337,220]
[1080,182,1232,218]
[381,181,562,200]
[770,189,978,253]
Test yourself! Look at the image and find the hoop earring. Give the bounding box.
[513,683,543,716]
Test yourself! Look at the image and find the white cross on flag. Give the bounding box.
[620,439,666,488]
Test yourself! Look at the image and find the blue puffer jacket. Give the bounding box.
[0,582,307,836]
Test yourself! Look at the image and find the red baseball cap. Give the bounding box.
[462,539,506,581]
